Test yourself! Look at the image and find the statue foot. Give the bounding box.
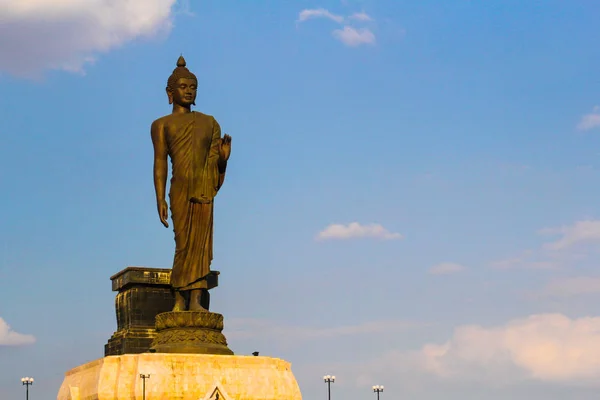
[172,291,186,312]
[188,289,207,312]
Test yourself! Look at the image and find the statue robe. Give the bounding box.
[166,112,225,291]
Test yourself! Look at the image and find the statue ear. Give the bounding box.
[166,88,173,105]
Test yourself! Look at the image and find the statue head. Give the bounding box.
[166,55,197,106]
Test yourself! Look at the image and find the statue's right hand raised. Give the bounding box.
[158,200,169,228]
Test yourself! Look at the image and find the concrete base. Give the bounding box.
[57,353,302,400]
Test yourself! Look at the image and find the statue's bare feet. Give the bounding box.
[188,289,207,312]
[172,291,186,312]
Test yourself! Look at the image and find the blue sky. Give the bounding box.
[2,0,600,399]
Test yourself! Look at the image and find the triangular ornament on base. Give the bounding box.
[202,383,232,400]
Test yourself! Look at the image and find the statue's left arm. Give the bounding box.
[209,117,231,192]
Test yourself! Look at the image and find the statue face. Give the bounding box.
[170,78,197,106]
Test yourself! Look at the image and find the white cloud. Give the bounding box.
[316,222,403,240]
[296,8,376,47]
[297,8,344,23]
[536,277,600,298]
[0,317,35,346]
[304,314,600,391]
[540,220,600,251]
[417,313,600,384]
[349,12,373,21]
[0,0,177,77]
[429,262,466,275]
[338,314,600,387]
[333,26,376,47]
[489,220,600,270]
[226,318,422,341]
[577,106,600,131]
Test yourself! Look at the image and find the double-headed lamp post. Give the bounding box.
[323,375,335,400]
[372,385,384,400]
[140,374,150,400]
[21,377,34,400]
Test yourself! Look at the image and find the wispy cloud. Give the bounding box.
[296,8,376,47]
[316,222,403,240]
[0,0,177,78]
[490,219,600,271]
[577,106,600,131]
[429,262,466,275]
[333,26,376,47]
[349,12,373,21]
[0,317,35,346]
[539,220,600,251]
[297,8,344,23]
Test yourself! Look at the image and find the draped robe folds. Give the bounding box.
[166,112,225,291]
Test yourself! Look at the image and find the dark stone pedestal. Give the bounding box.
[104,267,222,356]
[104,267,174,356]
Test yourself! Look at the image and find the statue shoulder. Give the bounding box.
[192,111,216,122]
[151,115,171,129]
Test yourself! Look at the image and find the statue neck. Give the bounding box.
[172,103,192,115]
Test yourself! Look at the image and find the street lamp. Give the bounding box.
[323,375,335,400]
[21,377,34,400]
[140,374,150,400]
[372,385,384,400]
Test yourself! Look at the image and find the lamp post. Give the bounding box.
[323,375,335,400]
[140,374,150,400]
[372,385,384,400]
[21,377,34,400]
